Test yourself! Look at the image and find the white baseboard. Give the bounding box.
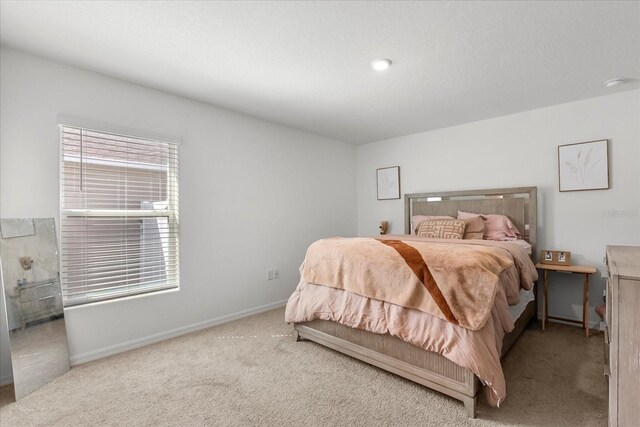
[536,311,602,329]
[70,299,288,366]
[0,372,13,386]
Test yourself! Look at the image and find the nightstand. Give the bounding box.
[18,277,63,329]
[535,262,597,337]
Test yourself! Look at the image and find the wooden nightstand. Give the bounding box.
[535,262,597,337]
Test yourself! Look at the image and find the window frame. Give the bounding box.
[59,124,180,307]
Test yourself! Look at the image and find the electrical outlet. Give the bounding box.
[266,269,274,280]
[274,269,279,279]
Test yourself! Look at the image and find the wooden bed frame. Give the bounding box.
[293,187,538,418]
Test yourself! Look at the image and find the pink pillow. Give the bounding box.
[457,211,522,241]
[410,215,455,235]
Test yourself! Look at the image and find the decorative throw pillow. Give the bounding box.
[457,211,522,241]
[462,216,485,240]
[410,215,455,235]
[416,219,466,239]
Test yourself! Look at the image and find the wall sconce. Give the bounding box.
[379,221,389,235]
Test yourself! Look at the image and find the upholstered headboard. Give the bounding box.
[404,187,537,256]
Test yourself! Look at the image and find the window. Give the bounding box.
[60,126,179,306]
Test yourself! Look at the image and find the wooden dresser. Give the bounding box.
[604,245,640,427]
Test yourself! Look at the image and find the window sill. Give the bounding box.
[63,286,180,311]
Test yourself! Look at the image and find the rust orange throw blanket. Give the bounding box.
[302,237,514,331]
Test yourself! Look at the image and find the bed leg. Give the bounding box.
[463,395,477,419]
[293,329,301,342]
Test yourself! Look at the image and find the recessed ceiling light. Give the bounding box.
[371,58,392,71]
[604,78,625,88]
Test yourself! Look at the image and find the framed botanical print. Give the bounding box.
[558,139,609,192]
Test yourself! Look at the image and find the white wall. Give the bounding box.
[0,48,357,382]
[2,46,638,385]
[357,90,640,325]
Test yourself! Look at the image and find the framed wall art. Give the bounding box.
[376,166,400,200]
[558,139,609,192]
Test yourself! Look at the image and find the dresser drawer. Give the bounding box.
[21,300,40,316]
[604,344,610,377]
[19,281,57,302]
[605,279,612,330]
[604,326,610,377]
[21,294,63,324]
[39,294,62,312]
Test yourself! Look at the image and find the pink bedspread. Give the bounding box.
[302,237,516,330]
[285,237,538,407]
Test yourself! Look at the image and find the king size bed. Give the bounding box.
[285,187,538,418]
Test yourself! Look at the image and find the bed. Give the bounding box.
[286,186,538,418]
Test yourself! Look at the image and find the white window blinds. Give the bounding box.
[60,126,179,306]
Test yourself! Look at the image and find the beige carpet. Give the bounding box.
[0,308,607,426]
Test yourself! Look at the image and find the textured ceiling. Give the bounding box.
[1,1,639,144]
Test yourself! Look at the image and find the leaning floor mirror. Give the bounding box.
[0,218,70,400]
